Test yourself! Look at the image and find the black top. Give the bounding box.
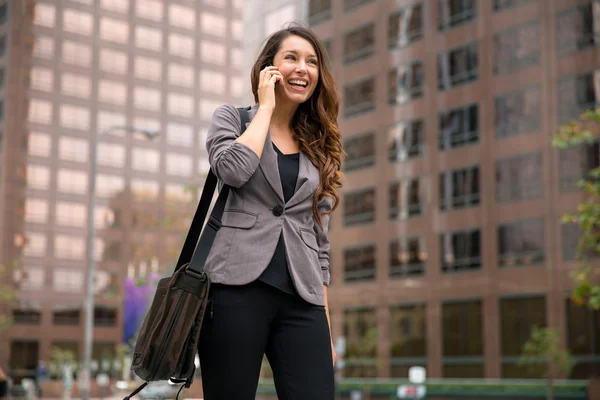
[257,142,300,296]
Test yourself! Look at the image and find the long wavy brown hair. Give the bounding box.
[250,23,344,230]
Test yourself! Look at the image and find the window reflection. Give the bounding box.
[168,94,194,118]
[389,237,426,278]
[169,4,195,30]
[98,143,126,167]
[100,18,129,44]
[344,133,375,172]
[64,42,92,67]
[559,141,600,192]
[344,23,375,64]
[32,36,54,59]
[96,174,125,198]
[56,202,87,227]
[132,148,160,172]
[53,269,84,293]
[135,26,162,52]
[136,0,163,21]
[166,123,194,147]
[53,305,80,326]
[557,70,600,124]
[344,307,378,377]
[498,218,545,267]
[55,235,85,260]
[131,179,159,201]
[344,245,376,283]
[200,70,226,94]
[344,188,375,226]
[390,304,426,377]
[169,64,194,87]
[134,87,161,111]
[438,103,478,150]
[566,299,600,378]
[388,61,424,105]
[63,9,93,35]
[344,77,375,117]
[495,86,540,138]
[442,300,484,378]
[61,73,91,99]
[24,199,48,224]
[387,119,424,162]
[438,43,478,90]
[201,12,227,37]
[439,165,480,211]
[438,0,476,31]
[28,132,52,157]
[440,228,481,273]
[58,169,88,194]
[169,33,195,58]
[166,153,192,176]
[24,233,47,257]
[557,2,599,57]
[28,99,53,125]
[135,57,162,81]
[31,68,53,92]
[389,179,422,219]
[34,3,56,28]
[60,105,90,130]
[495,151,543,202]
[308,0,332,25]
[59,136,88,163]
[27,165,50,190]
[494,22,540,75]
[388,4,423,49]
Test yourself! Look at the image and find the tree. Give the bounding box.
[552,109,600,310]
[518,326,574,400]
[0,260,20,332]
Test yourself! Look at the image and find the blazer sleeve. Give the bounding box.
[206,104,261,188]
[314,195,333,286]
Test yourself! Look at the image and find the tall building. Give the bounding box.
[305,0,600,380]
[0,0,245,381]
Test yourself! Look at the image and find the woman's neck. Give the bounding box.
[270,100,298,132]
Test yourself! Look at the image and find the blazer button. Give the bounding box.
[272,205,284,216]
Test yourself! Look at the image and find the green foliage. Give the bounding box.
[0,260,19,332]
[518,326,574,380]
[553,109,600,310]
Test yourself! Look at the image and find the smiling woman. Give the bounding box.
[198,22,343,400]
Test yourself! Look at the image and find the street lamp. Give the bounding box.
[80,125,159,400]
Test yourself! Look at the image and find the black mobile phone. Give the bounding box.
[268,62,279,89]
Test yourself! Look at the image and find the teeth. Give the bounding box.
[289,80,307,87]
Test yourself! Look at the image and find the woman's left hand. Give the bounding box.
[331,340,337,367]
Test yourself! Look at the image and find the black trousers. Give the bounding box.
[198,280,334,400]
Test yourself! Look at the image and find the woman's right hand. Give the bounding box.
[258,65,283,111]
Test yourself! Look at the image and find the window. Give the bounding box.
[97,111,126,134]
[25,199,48,224]
[498,218,545,267]
[264,4,296,36]
[344,307,377,377]
[438,42,478,90]
[495,86,540,138]
[16,267,45,291]
[96,174,125,198]
[388,119,424,162]
[390,237,426,278]
[33,36,54,59]
[557,2,598,57]
[439,103,478,150]
[34,3,55,28]
[200,70,226,94]
[100,18,129,44]
[168,94,194,118]
[27,165,50,190]
[100,0,129,13]
[131,179,159,201]
[199,99,221,121]
[438,0,476,31]
[166,184,193,203]
[59,136,88,163]
[494,21,540,75]
[0,68,4,88]
[94,306,118,327]
[53,269,84,293]
[58,169,87,194]
[495,151,543,203]
[170,4,195,30]
[13,309,42,325]
[135,57,162,81]
[440,228,481,273]
[60,105,90,130]
[169,64,194,87]
[566,299,600,379]
[167,123,193,147]
[169,33,194,58]
[31,68,53,92]
[390,304,426,377]
[231,20,243,41]
[98,143,125,167]
[133,117,160,136]
[308,0,332,25]
[28,132,51,157]
[28,99,53,125]
[136,0,163,21]
[388,61,424,105]
[558,71,599,124]
[23,232,47,257]
[61,73,91,99]
[442,299,484,378]
[389,179,422,219]
[53,306,80,325]
[493,0,531,12]
[201,12,227,37]
[200,41,226,65]
[231,48,243,68]
[99,49,128,74]
[344,188,375,226]
[63,9,92,35]
[98,80,127,105]
[500,296,546,378]
[344,244,376,282]
[135,26,162,51]
[231,76,245,98]
[559,141,599,192]
[439,165,480,211]
[95,206,118,229]
[63,42,92,67]
[388,3,423,48]
[344,23,375,64]
[0,35,4,57]
[0,3,7,25]
[55,235,85,260]
[56,202,86,227]
[134,87,161,111]
[132,148,160,172]
[344,133,375,172]
[166,154,192,176]
[344,77,376,117]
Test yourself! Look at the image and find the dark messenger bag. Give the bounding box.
[124,107,250,400]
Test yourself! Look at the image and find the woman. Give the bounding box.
[198,23,343,400]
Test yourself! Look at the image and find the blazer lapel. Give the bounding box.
[286,151,319,208]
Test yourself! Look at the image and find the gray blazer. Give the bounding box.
[203,103,332,306]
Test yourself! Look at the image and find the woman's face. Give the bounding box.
[272,35,319,104]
